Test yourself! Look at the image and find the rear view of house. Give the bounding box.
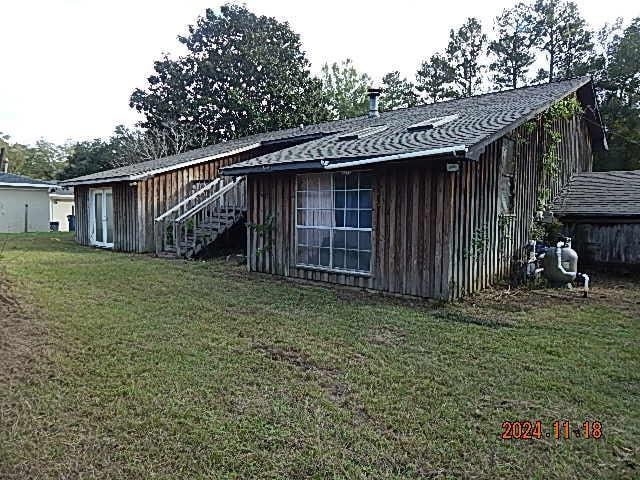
[62,76,606,299]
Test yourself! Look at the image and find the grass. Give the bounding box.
[0,232,638,479]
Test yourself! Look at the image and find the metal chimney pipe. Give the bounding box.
[367,87,383,118]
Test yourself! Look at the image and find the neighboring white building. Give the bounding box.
[0,172,53,233]
[49,186,75,231]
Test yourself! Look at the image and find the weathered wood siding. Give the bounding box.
[562,221,640,265]
[247,161,455,298]
[246,115,593,300]
[447,115,593,298]
[134,148,269,252]
[74,186,91,246]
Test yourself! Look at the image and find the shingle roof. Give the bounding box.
[224,77,601,174]
[61,76,603,185]
[552,170,640,218]
[59,116,372,185]
[0,172,54,188]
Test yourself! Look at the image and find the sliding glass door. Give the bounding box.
[90,188,114,247]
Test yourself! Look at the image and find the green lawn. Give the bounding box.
[0,233,638,479]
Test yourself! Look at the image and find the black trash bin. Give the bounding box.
[50,221,60,232]
[67,215,76,232]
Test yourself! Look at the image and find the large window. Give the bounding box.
[296,172,372,273]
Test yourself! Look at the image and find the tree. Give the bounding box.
[488,3,537,89]
[446,18,487,98]
[532,0,593,82]
[130,4,329,147]
[57,139,115,180]
[415,52,456,103]
[0,134,67,180]
[320,59,370,119]
[594,17,640,171]
[379,71,419,111]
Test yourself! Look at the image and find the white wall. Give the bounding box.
[50,196,75,231]
[0,187,50,233]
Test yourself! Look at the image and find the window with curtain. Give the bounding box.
[296,172,372,273]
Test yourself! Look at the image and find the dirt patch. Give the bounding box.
[459,272,640,319]
[367,325,408,346]
[0,272,49,385]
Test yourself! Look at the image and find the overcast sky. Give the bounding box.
[1,0,636,146]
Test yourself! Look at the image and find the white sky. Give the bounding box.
[1,0,636,146]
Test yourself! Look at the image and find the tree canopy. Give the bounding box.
[130,4,329,147]
[319,59,370,119]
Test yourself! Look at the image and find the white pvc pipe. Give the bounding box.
[556,241,576,280]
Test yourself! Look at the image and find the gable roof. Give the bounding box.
[551,170,640,219]
[60,76,604,185]
[223,76,604,175]
[0,172,54,188]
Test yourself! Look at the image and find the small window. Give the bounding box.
[296,172,373,274]
[407,114,458,132]
[498,138,516,214]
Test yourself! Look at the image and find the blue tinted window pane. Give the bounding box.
[346,174,358,189]
[297,228,307,246]
[319,229,331,248]
[335,190,345,208]
[332,249,345,269]
[359,173,373,189]
[359,210,372,229]
[320,248,330,266]
[308,247,319,265]
[346,190,358,208]
[359,251,371,272]
[333,230,345,249]
[335,209,345,227]
[333,174,346,190]
[297,246,308,264]
[359,231,371,251]
[346,250,358,270]
[359,190,372,209]
[346,231,358,250]
[345,209,358,227]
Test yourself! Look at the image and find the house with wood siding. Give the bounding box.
[61,76,606,299]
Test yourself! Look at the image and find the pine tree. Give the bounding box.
[379,71,419,111]
[532,0,594,82]
[415,52,456,103]
[488,3,537,90]
[446,18,487,97]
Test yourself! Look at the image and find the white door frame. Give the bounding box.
[89,187,114,248]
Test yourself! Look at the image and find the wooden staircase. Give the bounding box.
[154,176,246,258]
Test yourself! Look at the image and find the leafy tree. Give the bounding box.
[594,17,640,170]
[57,139,115,180]
[532,0,593,82]
[130,4,329,146]
[446,18,487,98]
[379,71,419,111]
[488,3,537,89]
[0,134,67,180]
[415,52,456,103]
[320,59,370,119]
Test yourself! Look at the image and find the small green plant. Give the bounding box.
[464,225,490,260]
[247,213,274,255]
[540,95,583,180]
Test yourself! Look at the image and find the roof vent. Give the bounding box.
[367,87,383,118]
[338,125,388,141]
[407,114,459,132]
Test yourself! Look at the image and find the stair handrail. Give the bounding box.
[154,177,223,223]
[175,176,245,224]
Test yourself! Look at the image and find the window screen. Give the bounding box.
[296,172,372,273]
